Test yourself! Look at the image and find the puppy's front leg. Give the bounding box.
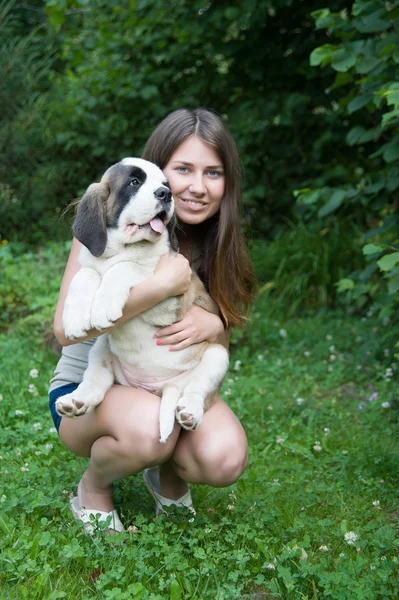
[56,336,114,417]
[91,262,141,330]
[176,344,230,430]
[62,268,101,339]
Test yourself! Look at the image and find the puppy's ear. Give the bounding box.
[72,181,110,257]
[166,214,179,252]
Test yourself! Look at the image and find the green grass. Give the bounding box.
[0,243,398,599]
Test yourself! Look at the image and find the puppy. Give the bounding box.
[56,158,229,442]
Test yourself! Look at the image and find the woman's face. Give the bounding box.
[162,135,225,225]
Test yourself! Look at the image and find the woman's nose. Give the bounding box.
[188,173,206,195]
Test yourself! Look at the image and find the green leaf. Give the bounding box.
[336,278,355,292]
[363,244,383,255]
[318,189,345,217]
[170,580,182,600]
[331,49,356,72]
[309,45,336,67]
[383,139,399,163]
[377,252,399,272]
[347,94,373,113]
[388,275,399,294]
[346,126,365,146]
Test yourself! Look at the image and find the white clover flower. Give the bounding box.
[28,384,39,396]
[48,427,57,433]
[326,334,333,341]
[265,563,276,570]
[383,349,390,357]
[0,495,6,502]
[276,358,282,366]
[205,528,211,533]
[370,565,376,571]
[296,397,305,405]
[29,369,39,378]
[35,451,41,455]
[381,402,391,408]
[21,467,29,472]
[303,351,311,357]
[227,504,235,511]
[0,394,3,401]
[279,328,287,338]
[276,437,285,444]
[188,517,195,523]
[15,410,23,416]
[339,552,345,558]
[313,443,322,452]
[257,354,264,361]
[324,427,331,436]
[0,456,2,460]
[227,378,234,384]
[45,443,53,450]
[329,345,336,353]
[258,388,265,395]
[229,492,237,500]
[33,423,41,431]
[327,366,334,373]
[233,360,241,371]
[344,531,359,544]
[329,354,336,362]
[372,500,380,508]
[319,545,329,552]
[267,405,273,411]
[224,389,231,396]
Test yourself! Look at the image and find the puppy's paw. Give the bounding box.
[62,315,90,340]
[176,394,204,431]
[91,292,124,330]
[55,390,102,418]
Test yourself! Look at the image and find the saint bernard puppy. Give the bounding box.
[56,158,229,442]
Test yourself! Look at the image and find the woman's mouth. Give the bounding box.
[180,198,207,210]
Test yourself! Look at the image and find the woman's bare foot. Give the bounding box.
[159,460,189,500]
[78,469,114,512]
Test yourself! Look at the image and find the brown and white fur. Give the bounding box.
[56,158,229,442]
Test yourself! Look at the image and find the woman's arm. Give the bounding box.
[54,238,192,346]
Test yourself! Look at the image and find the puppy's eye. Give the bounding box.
[129,178,140,186]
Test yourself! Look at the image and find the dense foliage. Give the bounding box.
[298,0,399,322]
[1,0,398,320]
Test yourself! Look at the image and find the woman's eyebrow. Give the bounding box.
[171,160,224,169]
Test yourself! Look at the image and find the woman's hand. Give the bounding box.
[154,305,224,351]
[154,252,192,297]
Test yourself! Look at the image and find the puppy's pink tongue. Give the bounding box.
[150,218,165,233]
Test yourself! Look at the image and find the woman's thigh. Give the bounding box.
[58,384,178,458]
[172,397,248,486]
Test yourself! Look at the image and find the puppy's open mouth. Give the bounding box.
[127,211,168,235]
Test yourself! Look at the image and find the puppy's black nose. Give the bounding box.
[154,187,172,203]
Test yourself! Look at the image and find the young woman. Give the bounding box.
[49,108,255,532]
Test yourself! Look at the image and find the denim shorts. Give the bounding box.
[48,383,79,432]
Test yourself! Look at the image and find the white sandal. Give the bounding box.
[143,467,196,516]
[70,496,125,534]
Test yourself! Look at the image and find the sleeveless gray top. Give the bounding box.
[49,241,203,393]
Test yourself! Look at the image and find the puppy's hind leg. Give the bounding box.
[159,385,181,444]
[56,337,114,418]
[176,344,229,431]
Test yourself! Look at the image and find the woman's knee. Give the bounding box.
[176,435,248,487]
[199,443,248,487]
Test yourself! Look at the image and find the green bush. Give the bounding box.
[296,0,399,322]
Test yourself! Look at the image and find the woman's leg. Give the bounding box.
[159,398,248,498]
[59,384,180,511]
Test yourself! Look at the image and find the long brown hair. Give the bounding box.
[142,108,255,328]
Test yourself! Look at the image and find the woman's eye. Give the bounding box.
[129,178,140,186]
[208,170,222,177]
[176,167,189,173]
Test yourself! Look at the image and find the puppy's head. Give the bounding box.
[73,157,177,257]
